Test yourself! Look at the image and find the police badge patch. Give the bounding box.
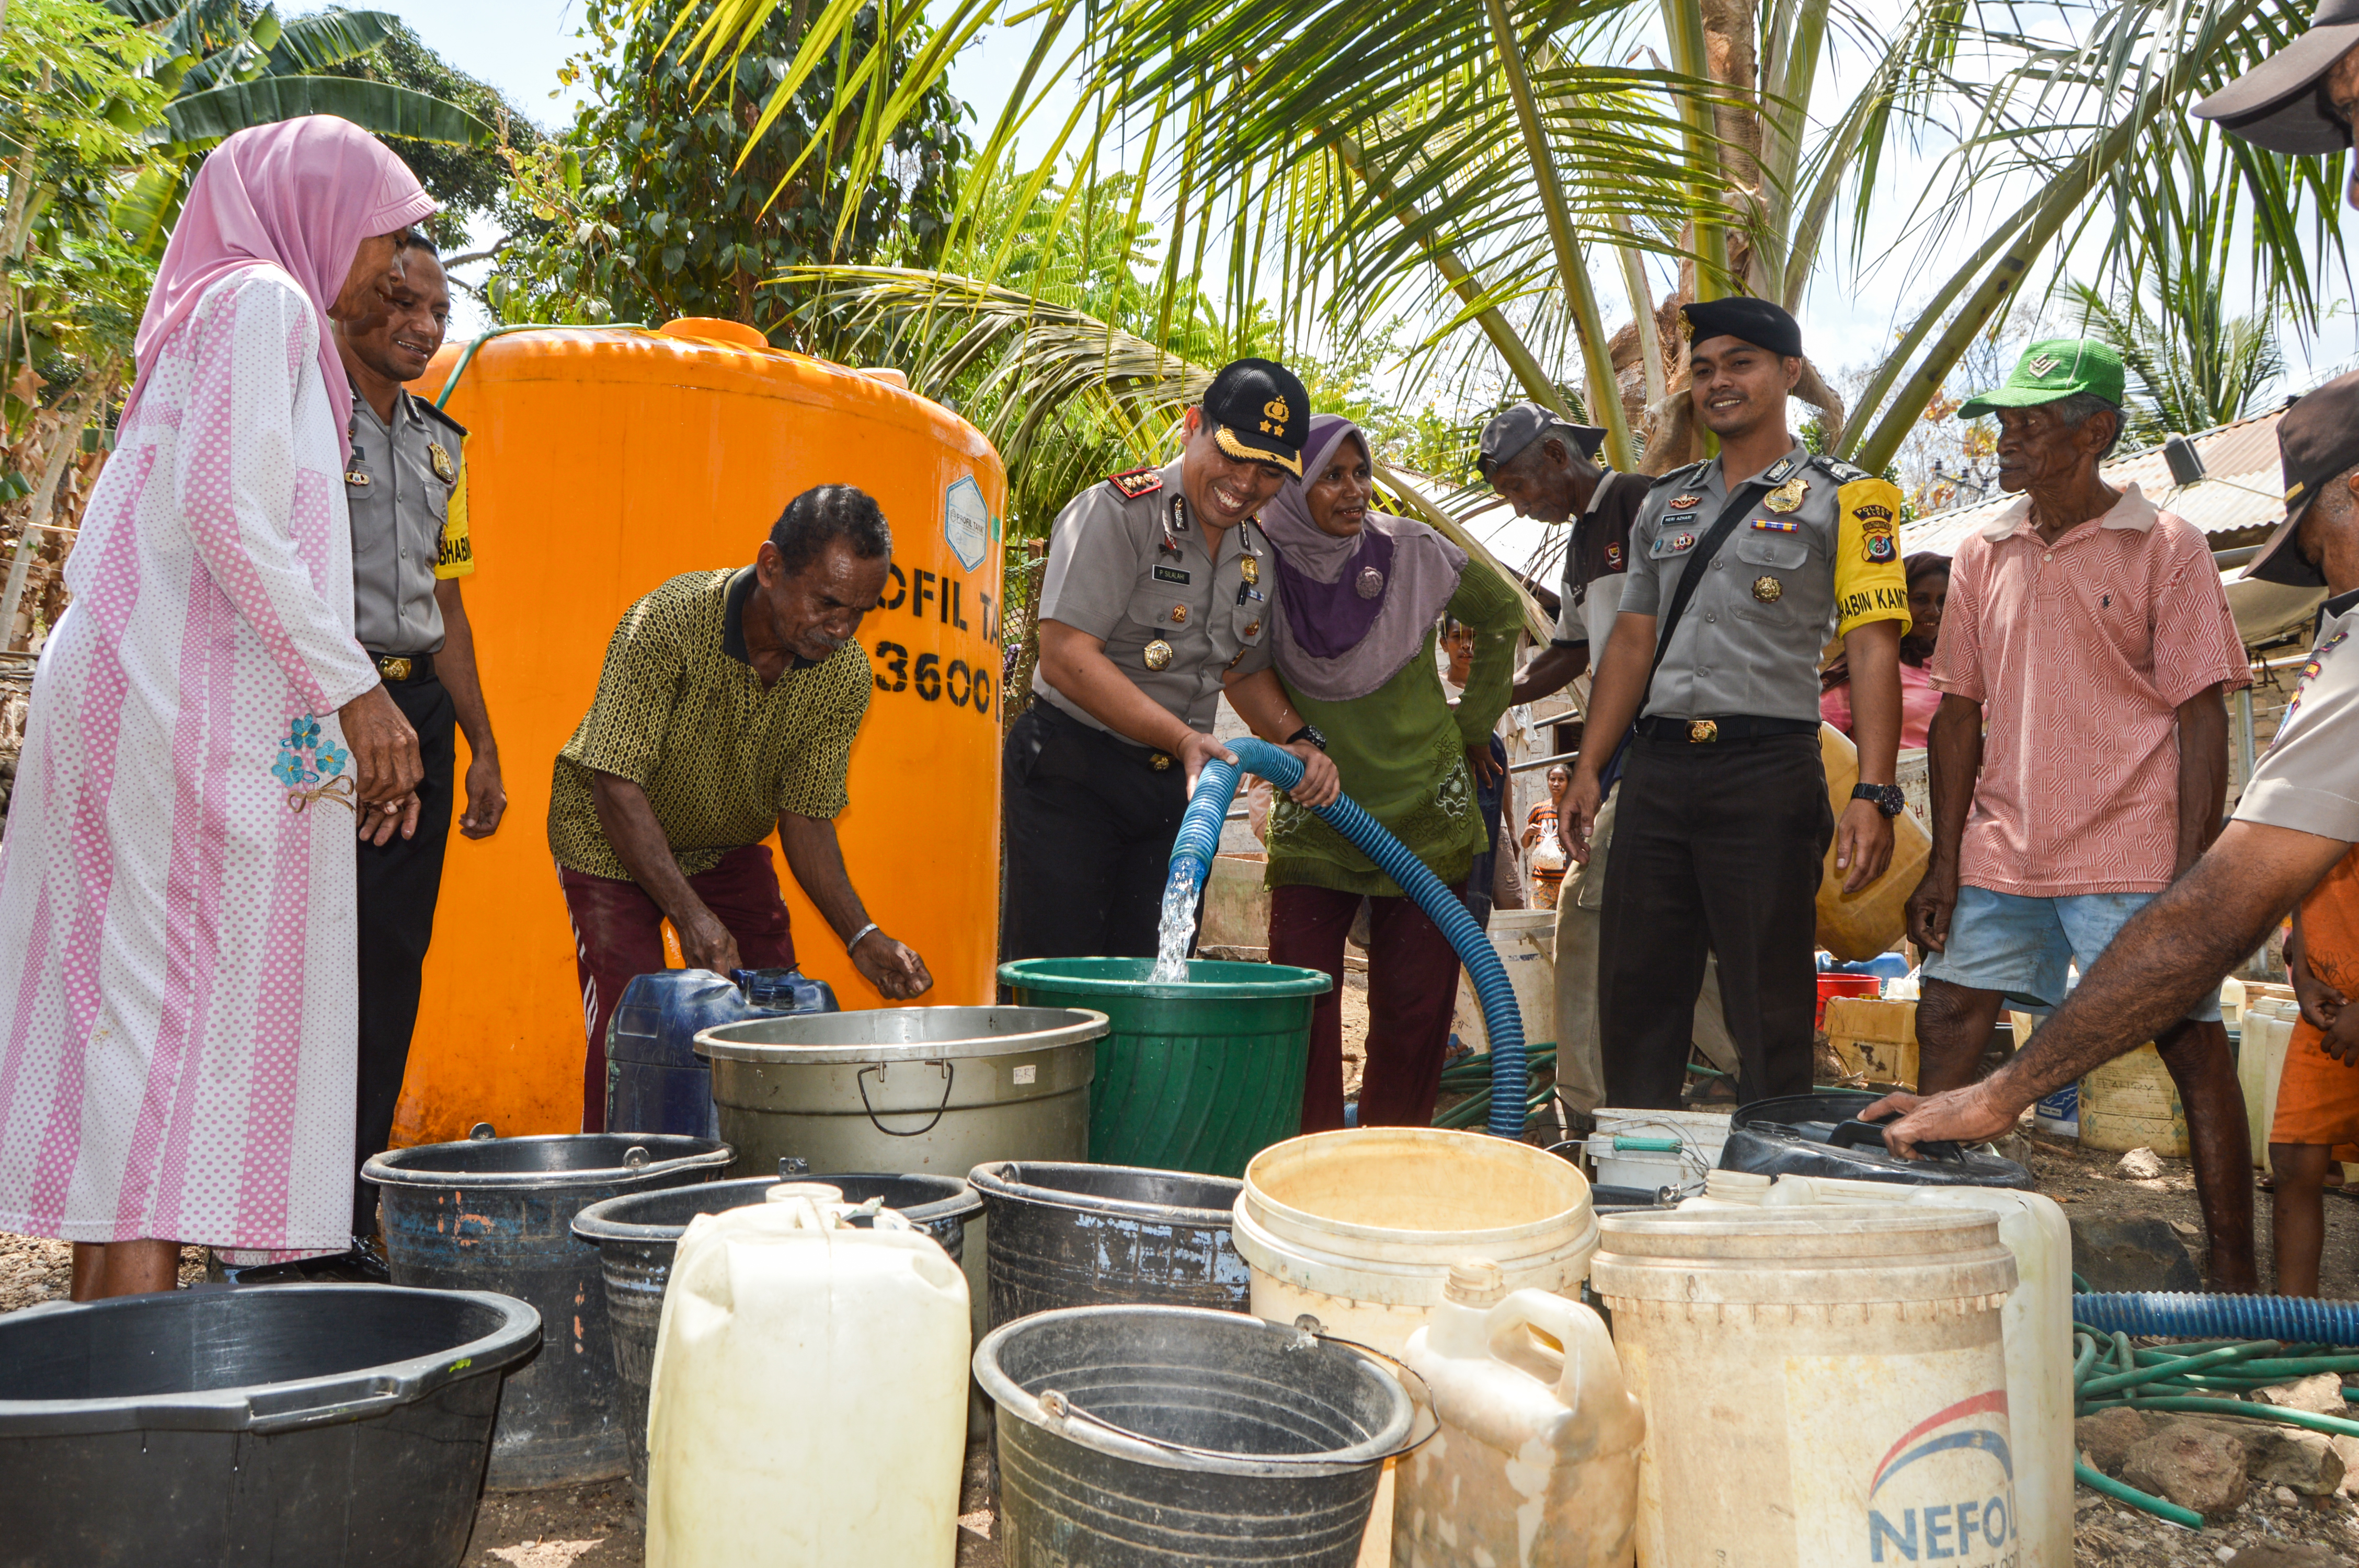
[1108,467,1164,499]
[1865,532,1898,563]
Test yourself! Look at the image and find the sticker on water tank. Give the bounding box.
[1783,1355,2018,1566]
[945,476,989,573]
[1011,1063,1036,1085]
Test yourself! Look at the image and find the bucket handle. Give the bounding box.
[856,1059,954,1137]
[1035,1317,1438,1467]
[468,1122,496,1142]
[247,1389,408,1434]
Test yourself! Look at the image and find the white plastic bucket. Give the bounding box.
[1231,1127,1597,1357]
[1448,909,1555,1055]
[1589,1106,1731,1198]
[1593,1207,2017,1568]
[1680,1176,2071,1568]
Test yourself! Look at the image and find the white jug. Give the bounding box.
[645,1189,970,1567]
[1394,1261,1643,1568]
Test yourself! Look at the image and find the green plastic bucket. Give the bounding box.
[997,959,1333,1180]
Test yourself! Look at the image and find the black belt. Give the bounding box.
[1635,714,1818,745]
[1029,695,1181,773]
[369,650,436,684]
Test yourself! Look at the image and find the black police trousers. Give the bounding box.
[1001,700,1188,962]
[1597,730,1831,1109]
[353,674,456,1235]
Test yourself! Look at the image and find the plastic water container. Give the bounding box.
[606,967,837,1138]
[1682,1175,2073,1568]
[2080,1042,2190,1156]
[1394,1261,1643,1568]
[1588,1107,1730,1199]
[1232,1127,1598,1357]
[644,1189,969,1566]
[1592,1207,2017,1568]
[1449,908,1554,1056]
[2241,999,2299,1173]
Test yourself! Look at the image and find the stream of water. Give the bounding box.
[1150,858,1200,983]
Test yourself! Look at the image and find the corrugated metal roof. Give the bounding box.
[1903,406,2289,557]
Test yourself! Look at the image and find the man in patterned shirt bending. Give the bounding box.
[548,485,933,1130]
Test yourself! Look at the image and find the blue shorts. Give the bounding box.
[1919,886,2223,1023]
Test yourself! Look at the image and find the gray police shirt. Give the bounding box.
[346,389,465,655]
[1617,445,1911,722]
[1031,459,1275,733]
[2235,592,2359,843]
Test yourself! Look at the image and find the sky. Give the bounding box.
[374,0,2359,417]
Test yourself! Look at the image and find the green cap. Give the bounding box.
[1957,338,2127,419]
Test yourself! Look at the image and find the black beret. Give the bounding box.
[1682,297,1804,361]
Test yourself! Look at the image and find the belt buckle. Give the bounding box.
[1689,719,1719,744]
[1148,751,1174,772]
[376,655,413,682]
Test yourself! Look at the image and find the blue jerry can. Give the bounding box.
[606,967,838,1138]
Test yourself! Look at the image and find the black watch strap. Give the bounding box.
[1285,724,1328,751]
[1851,781,1905,818]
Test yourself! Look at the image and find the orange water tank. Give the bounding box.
[391,320,1007,1145]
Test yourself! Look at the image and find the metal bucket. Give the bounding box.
[974,1305,1416,1567]
[969,1161,1250,1330]
[696,1007,1107,1179]
[572,1168,981,1501]
[362,1127,730,1489]
[0,1285,539,1566]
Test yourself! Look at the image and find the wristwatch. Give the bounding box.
[1851,781,1906,818]
[1285,724,1329,752]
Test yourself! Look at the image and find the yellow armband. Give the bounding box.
[433,443,475,580]
[1832,477,1909,638]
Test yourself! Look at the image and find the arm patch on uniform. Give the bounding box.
[1833,477,1911,636]
[1107,467,1163,499]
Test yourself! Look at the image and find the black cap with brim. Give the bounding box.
[2194,0,2359,154]
[1203,356,1310,476]
[1476,402,1606,479]
[2246,370,2359,586]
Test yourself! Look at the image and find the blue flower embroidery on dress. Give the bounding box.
[274,715,354,813]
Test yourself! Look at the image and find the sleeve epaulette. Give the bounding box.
[1646,461,1709,489]
[1812,454,1871,483]
[410,394,469,442]
[1106,467,1163,500]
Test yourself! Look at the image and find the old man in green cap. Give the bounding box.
[1903,337,2258,1286]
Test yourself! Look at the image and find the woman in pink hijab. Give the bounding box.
[0,117,435,1299]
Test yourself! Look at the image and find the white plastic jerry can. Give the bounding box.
[644,1187,971,1568]
[1393,1261,1645,1568]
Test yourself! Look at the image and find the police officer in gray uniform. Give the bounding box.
[1003,358,1340,960]
[336,238,505,1262]
[1565,297,1910,1107]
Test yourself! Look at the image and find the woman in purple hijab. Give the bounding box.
[1259,414,1524,1130]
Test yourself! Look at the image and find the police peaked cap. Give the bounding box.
[1682,296,1804,361]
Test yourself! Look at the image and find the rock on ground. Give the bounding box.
[2223,1543,2345,1568]
[2118,1146,2167,1180]
[2071,1213,2206,1293]
[2079,1406,2154,1474]
[2124,1423,2252,1518]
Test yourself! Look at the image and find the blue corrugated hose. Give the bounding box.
[2073,1292,2359,1345]
[1167,737,1528,1138]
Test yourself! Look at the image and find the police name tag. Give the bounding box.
[1153,564,1191,584]
[1649,531,1699,559]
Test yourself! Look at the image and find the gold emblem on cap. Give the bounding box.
[1264,395,1290,423]
[1753,575,1783,603]
[1764,475,1808,514]
[428,441,456,483]
[2026,353,2059,376]
[1240,555,1259,584]
[1170,604,1188,625]
[1142,639,1174,671]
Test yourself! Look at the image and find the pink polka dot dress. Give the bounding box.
[0,266,383,1258]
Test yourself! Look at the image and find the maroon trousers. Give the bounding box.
[1269,883,1471,1133]
[558,843,797,1132]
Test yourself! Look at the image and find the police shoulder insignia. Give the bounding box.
[1108,467,1164,500]
[1817,457,1871,483]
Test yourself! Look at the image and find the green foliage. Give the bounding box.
[488,0,966,336]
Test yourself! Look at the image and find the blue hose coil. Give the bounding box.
[1167,736,1529,1139]
[2073,1293,2359,1346]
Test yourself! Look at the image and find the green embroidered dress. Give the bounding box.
[1266,560,1524,896]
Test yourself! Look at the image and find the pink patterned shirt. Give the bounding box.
[1930,483,2249,896]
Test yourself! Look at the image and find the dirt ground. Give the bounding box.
[12,1086,2359,1564]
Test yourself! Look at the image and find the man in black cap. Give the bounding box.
[2193,0,2359,158]
[1563,296,1912,1108]
[1002,358,1341,960]
[1877,376,2359,1222]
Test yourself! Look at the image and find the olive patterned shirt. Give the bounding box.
[548,566,873,880]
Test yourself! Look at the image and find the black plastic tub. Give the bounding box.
[571,1169,980,1500]
[1722,1090,2036,1189]
[362,1128,730,1489]
[0,1284,538,1566]
[975,1305,1415,1567]
[968,1160,1251,1330]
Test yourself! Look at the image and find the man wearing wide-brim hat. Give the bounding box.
[1903,336,2257,1286]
